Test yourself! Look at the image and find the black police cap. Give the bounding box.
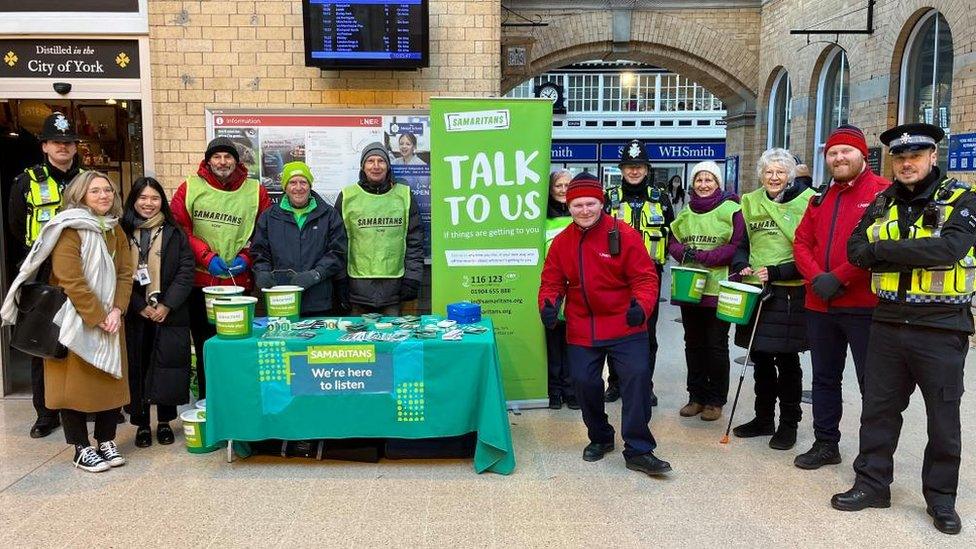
[38,112,79,142]
[880,123,944,155]
[619,139,651,167]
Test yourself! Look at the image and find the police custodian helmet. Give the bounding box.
[37,112,79,142]
[619,139,651,167]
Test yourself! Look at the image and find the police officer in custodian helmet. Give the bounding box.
[835,123,972,535]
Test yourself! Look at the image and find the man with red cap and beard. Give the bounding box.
[792,125,890,470]
[539,172,671,476]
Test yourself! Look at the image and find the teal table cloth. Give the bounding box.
[203,318,515,474]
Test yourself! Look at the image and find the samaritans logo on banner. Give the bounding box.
[430,98,552,402]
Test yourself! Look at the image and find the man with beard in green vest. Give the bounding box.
[334,143,423,316]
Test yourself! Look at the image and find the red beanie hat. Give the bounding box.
[825,125,868,159]
[565,172,604,204]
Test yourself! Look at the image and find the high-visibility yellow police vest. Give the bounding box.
[866,178,976,304]
[609,185,668,264]
[24,165,65,247]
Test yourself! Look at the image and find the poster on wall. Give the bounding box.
[206,109,431,257]
[429,98,552,403]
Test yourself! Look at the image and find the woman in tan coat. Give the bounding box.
[44,171,133,472]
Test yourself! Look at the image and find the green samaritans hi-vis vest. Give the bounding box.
[866,178,976,304]
[24,166,64,247]
[609,186,668,264]
[670,199,740,296]
[342,183,411,278]
[185,175,260,275]
[544,216,573,256]
[740,186,814,286]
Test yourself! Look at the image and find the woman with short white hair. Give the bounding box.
[729,148,814,450]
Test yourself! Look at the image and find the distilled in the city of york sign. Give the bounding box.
[0,39,140,79]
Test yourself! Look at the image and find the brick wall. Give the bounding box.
[148,0,500,190]
[758,0,976,182]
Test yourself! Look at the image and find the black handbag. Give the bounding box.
[11,280,69,359]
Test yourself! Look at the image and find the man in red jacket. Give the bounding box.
[539,173,671,476]
[171,137,271,398]
[792,125,890,470]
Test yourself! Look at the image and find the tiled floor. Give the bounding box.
[2,297,974,547]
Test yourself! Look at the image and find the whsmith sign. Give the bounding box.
[0,40,139,79]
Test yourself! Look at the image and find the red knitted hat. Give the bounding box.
[565,172,604,204]
[825,125,868,159]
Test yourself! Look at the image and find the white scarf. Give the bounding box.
[1,208,122,379]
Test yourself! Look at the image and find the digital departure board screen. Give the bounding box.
[302,0,429,70]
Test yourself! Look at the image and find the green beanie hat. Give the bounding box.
[280,161,314,188]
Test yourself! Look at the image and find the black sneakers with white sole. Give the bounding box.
[74,445,110,473]
[97,440,126,467]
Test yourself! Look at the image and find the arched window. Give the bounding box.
[767,69,792,149]
[813,48,850,184]
[900,10,953,170]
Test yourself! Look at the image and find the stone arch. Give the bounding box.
[502,10,759,114]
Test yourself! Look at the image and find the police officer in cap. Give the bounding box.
[6,112,83,438]
[603,139,674,406]
[837,123,972,535]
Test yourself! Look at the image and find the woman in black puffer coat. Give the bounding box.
[122,177,195,448]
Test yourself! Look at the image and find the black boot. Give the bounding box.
[732,416,775,438]
[564,394,581,410]
[548,394,563,410]
[604,384,620,403]
[625,453,672,476]
[769,423,797,450]
[794,440,842,469]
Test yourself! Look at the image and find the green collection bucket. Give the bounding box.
[213,296,258,339]
[716,281,763,325]
[263,285,304,320]
[671,266,709,303]
[203,285,244,324]
[180,408,221,454]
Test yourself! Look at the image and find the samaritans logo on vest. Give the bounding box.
[356,216,404,228]
[748,219,779,232]
[193,209,244,226]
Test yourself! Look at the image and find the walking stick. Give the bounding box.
[720,284,771,444]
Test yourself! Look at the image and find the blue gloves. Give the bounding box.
[207,256,230,277]
[229,256,247,276]
[626,299,646,327]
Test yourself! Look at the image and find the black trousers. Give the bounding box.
[31,355,58,423]
[61,408,120,447]
[128,404,177,428]
[567,335,655,458]
[750,350,801,425]
[680,305,730,406]
[545,321,574,399]
[806,311,871,443]
[608,264,663,391]
[188,288,217,399]
[853,322,966,507]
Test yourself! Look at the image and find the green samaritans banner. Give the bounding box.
[429,98,552,402]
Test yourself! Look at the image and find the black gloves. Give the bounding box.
[291,270,321,289]
[400,278,420,301]
[333,276,350,312]
[540,299,559,329]
[626,298,645,327]
[254,271,274,290]
[682,247,699,265]
[811,273,843,301]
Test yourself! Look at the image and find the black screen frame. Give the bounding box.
[301,0,430,71]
